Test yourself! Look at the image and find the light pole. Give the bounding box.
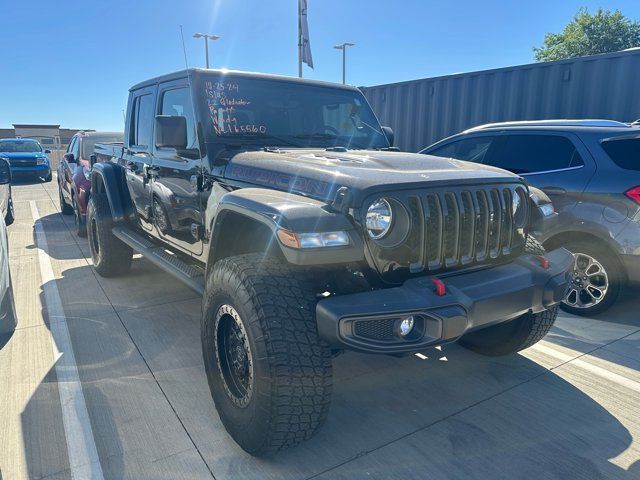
[333,42,355,84]
[193,33,220,68]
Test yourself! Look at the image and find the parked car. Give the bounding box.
[420,119,640,316]
[58,131,123,236]
[0,138,51,182]
[87,69,572,455]
[0,156,14,226]
[0,158,16,339]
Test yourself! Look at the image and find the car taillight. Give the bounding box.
[625,186,640,205]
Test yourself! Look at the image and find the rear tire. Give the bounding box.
[457,236,557,356]
[87,193,132,277]
[202,253,332,456]
[4,193,14,226]
[560,240,621,316]
[59,187,73,215]
[73,195,87,237]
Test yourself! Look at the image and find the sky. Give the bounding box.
[1,0,639,131]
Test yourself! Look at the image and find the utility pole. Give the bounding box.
[193,33,220,68]
[333,42,355,84]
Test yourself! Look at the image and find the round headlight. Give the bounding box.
[513,189,528,227]
[366,198,393,239]
[512,190,521,216]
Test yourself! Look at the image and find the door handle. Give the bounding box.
[542,187,566,196]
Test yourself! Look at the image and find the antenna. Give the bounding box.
[179,25,189,69]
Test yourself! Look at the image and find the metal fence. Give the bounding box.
[361,49,640,152]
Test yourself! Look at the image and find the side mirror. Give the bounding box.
[381,126,394,147]
[64,153,76,163]
[90,154,98,167]
[156,115,187,150]
[0,158,11,184]
[44,149,51,154]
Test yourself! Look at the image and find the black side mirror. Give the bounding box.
[64,153,76,163]
[44,149,51,154]
[381,126,394,147]
[156,115,187,150]
[90,154,98,167]
[0,158,11,184]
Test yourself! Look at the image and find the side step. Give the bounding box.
[112,226,205,295]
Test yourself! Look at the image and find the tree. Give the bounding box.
[534,8,640,62]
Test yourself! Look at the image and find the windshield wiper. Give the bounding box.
[218,133,303,148]
[294,133,338,139]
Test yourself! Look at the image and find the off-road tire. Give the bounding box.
[87,193,132,277]
[4,193,14,226]
[457,236,557,356]
[59,187,73,215]
[73,194,87,237]
[559,240,621,316]
[202,253,333,456]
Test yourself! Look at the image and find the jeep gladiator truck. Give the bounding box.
[88,69,573,455]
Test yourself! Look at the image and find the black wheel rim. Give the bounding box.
[215,304,254,407]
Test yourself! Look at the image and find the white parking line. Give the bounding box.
[30,201,104,480]
[532,342,640,394]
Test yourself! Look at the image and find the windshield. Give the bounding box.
[199,76,389,149]
[82,135,123,159]
[0,140,42,153]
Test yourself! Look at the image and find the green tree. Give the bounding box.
[534,8,640,62]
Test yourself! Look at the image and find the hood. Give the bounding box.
[1,152,47,160]
[224,148,521,204]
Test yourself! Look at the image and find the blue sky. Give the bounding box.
[2,0,639,131]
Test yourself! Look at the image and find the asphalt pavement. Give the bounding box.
[1,178,639,480]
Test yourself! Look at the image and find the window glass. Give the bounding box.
[160,87,198,150]
[484,135,584,174]
[82,135,123,159]
[427,136,494,163]
[130,94,154,148]
[601,137,640,171]
[67,137,76,154]
[0,140,42,153]
[72,137,80,159]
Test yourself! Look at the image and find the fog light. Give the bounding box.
[399,316,415,337]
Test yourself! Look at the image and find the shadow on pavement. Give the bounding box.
[15,261,640,479]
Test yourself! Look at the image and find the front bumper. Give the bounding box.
[316,248,573,354]
[11,164,50,178]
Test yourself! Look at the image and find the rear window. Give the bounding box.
[601,137,640,171]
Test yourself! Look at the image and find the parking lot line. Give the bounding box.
[30,200,105,480]
[532,342,640,394]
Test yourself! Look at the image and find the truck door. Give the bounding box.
[124,87,156,231]
[149,80,204,255]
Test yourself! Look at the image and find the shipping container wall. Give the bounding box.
[361,50,640,152]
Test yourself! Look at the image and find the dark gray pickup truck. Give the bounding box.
[89,69,572,455]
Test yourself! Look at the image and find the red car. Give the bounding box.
[58,131,123,236]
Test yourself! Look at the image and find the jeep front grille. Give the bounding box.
[363,184,528,281]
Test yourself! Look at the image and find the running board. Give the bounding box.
[112,226,205,295]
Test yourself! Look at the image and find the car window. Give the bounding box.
[82,135,123,160]
[427,136,495,163]
[72,137,80,159]
[130,94,154,149]
[159,87,198,150]
[67,137,76,155]
[601,137,640,171]
[0,140,42,153]
[484,134,584,174]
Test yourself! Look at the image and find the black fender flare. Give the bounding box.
[90,162,135,224]
[206,188,364,274]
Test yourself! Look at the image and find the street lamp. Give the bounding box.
[333,42,355,84]
[193,33,220,69]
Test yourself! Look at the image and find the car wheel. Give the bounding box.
[43,172,52,182]
[4,192,15,226]
[202,253,333,455]
[59,187,73,215]
[73,195,87,237]
[87,193,132,277]
[560,241,621,316]
[152,197,170,234]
